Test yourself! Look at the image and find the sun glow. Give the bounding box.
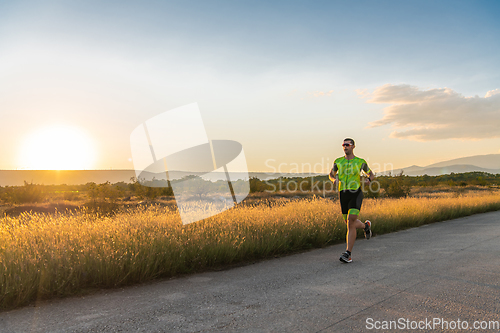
[19,125,96,170]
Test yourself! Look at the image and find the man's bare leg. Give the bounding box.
[346,214,365,252]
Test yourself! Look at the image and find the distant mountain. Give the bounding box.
[383,154,500,176]
[425,154,500,170]
[395,165,500,176]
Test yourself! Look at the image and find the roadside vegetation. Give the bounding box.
[1,172,500,310]
[1,171,499,210]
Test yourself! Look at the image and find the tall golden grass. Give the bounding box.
[2,191,500,310]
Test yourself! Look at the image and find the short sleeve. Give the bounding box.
[361,161,371,173]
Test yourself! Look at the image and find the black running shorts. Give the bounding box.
[339,188,363,219]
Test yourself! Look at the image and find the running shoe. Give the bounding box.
[339,251,352,263]
[364,220,372,240]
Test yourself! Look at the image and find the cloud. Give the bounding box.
[355,89,369,98]
[485,89,500,98]
[366,84,500,141]
[307,90,334,98]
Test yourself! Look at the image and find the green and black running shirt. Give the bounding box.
[329,156,371,191]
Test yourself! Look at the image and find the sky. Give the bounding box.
[1,0,499,174]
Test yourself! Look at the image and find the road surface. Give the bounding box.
[1,211,500,332]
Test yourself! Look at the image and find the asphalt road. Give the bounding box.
[1,211,500,332]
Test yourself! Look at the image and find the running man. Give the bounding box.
[329,138,375,263]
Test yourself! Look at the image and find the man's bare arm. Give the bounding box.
[366,170,375,183]
[329,169,337,182]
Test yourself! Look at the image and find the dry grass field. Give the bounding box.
[2,188,500,310]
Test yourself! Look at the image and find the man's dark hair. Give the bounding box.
[343,138,355,145]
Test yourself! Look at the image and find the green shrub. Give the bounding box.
[362,178,381,198]
[128,178,174,200]
[2,182,46,204]
[62,191,80,201]
[249,177,273,193]
[379,172,411,198]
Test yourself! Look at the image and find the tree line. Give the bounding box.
[1,171,499,205]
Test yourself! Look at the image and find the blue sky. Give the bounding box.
[1,0,499,173]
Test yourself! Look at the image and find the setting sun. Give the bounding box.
[18,125,96,170]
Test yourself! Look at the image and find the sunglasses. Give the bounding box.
[342,143,353,147]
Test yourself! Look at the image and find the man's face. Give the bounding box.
[342,140,354,155]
